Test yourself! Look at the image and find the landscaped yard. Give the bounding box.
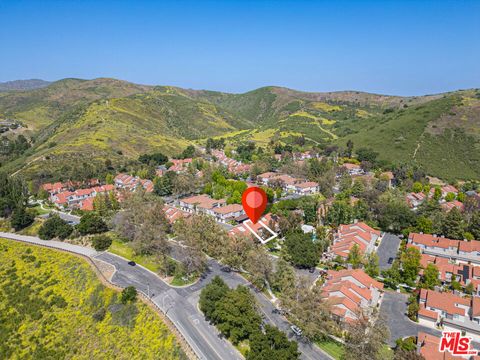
[109,239,199,286]
[317,339,345,360]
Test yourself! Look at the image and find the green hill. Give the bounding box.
[0,78,479,181]
[0,239,185,360]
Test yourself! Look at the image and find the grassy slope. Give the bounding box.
[0,238,185,360]
[1,78,479,180]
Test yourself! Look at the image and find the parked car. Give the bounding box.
[387,257,394,264]
[221,266,231,273]
[290,325,302,336]
[127,261,136,266]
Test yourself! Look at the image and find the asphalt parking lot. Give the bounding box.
[377,233,401,270]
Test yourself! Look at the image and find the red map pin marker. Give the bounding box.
[242,187,268,224]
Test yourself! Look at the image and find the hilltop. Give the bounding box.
[0,79,50,92]
[0,78,479,181]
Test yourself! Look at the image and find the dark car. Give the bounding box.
[221,266,231,273]
[127,261,136,266]
[387,257,394,265]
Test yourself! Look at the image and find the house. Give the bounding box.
[417,332,458,360]
[114,173,154,192]
[169,158,193,173]
[322,269,384,323]
[441,200,465,212]
[409,233,459,254]
[328,222,381,260]
[50,184,115,209]
[257,172,278,185]
[290,181,320,195]
[380,171,395,188]
[162,205,191,224]
[178,194,226,214]
[342,163,363,176]
[417,289,480,340]
[420,255,472,286]
[212,204,244,223]
[409,233,480,265]
[228,213,278,244]
[211,150,251,175]
[406,192,427,209]
[42,182,68,195]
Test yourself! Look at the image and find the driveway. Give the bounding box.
[377,233,401,270]
[380,291,443,345]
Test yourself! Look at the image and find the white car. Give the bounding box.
[290,325,302,336]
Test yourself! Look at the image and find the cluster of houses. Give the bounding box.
[257,172,320,196]
[327,222,382,261]
[408,232,480,341]
[210,149,251,175]
[321,268,384,323]
[405,184,463,211]
[177,194,245,224]
[42,173,154,211]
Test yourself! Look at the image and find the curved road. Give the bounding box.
[0,232,330,360]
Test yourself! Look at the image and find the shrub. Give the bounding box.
[10,205,34,231]
[121,286,137,304]
[91,235,112,251]
[77,213,108,235]
[38,215,73,240]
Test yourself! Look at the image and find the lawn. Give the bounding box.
[0,238,186,360]
[109,239,199,286]
[109,239,161,273]
[317,339,345,360]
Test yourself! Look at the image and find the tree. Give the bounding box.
[326,200,354,226]
[470,212,480,239]
[10,204,34,231]
[347,244,363,269]
[416,216,433,234]
[344,315,390,360]
[212,286,262,344]
[38,215,73,240]
[412,182,423,193]
[381,260,402,289]
[283,231,320,268]
[346,140,354,158]
[407,296,419,321]
[91,234,112,251]
[174,214,229,259]
[442,207,465,239]
[121,286,137,304]
[180,145,195,159]
[244,246,274,290]
[199,276,229,320]
[280,276,333,340]
[433,187,442,201]
[356,147,378,164]
[421,264,439,289]
[377,200,415,233]
[247,325,300,360]
[271,259,296,294]
[77,212,108,235]
[466,282,475,295]
[154,171,176,196]
[364,252,380,277]
[445,192,456,202]
[451,279,462,292]
[401,247,421,286]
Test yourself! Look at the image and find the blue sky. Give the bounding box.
[0,0,478,95]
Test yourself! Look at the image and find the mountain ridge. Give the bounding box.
[0,77,479,181]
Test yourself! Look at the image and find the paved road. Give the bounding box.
[377,233,401,270]
[39,210,81,225]
[380,291,446,345]
[96,253,241,360]
[1,232,330,360]
[0,232,97,257]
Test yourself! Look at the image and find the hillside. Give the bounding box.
[0,78,479,181]
[0,79,50,92]
[0,239,185,360]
